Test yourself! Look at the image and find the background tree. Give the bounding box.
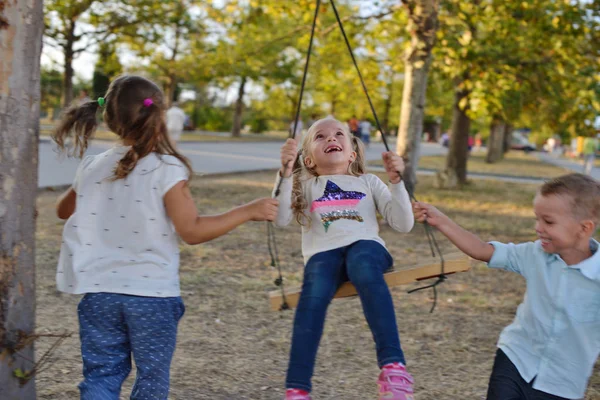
[209,1,310,136]
[395,0,439,191]
[40,66,63,119]
[92,42,122,98]
[44,0,141,107]
[125,1,207,107]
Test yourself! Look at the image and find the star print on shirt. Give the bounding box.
[310,180,366,232]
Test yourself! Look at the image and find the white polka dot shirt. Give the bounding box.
[57,145,189,297]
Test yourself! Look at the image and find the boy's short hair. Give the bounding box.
[540,173,600,224]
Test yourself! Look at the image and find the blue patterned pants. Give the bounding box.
[77,293,185,400]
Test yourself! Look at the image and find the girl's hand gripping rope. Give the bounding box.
[412,201,446,228]
[280,138,298,178]
[382,151,405,184]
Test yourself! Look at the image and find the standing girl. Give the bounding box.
[53,75,278,399]
[274,117,415,400]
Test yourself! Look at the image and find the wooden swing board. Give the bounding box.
[269,252,471,311]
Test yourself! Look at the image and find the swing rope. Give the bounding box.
[328,0,446,313]
[269,0,322,311]
[270,0,447,313]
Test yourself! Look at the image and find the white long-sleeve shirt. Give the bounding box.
[273,173,414,263]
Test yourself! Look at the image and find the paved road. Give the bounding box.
[537,152,600,180]
[38,139,447,188]
[40,138,599,189]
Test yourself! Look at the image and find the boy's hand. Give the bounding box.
[246,198,279,221]
[280,138,298,178]
[382,151,405,184]
[412,201,446,227]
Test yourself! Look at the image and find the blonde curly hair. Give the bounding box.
[291,117,366,226]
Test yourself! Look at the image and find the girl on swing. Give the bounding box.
[274,117,415,400]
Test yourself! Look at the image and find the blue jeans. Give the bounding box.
[286,240,405,392]
[77,293,185,400]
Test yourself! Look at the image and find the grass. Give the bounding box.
[372,151,570,179]
[34,172,599,399]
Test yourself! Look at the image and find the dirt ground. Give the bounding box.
[34,171,600,399]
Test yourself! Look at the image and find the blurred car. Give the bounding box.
[511,132,536,153]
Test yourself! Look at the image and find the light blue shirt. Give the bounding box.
[488,239,600,399]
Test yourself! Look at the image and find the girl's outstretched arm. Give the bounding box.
[165,181,279,245]
[56,187,77,219]
[413,201,494,262]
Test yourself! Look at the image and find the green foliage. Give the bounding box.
[246,110,270,133]
[92,42,122,98]
[44,0,144,105]
[41,0,600,141]
[430,0,600,140]
[40,66,62,115]
[193,106,233,132]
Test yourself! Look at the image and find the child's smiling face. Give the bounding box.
[534,193,590,255]
[304,119,356,175]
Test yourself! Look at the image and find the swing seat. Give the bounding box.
[268,252,471,311]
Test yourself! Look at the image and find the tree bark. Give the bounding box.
[166,22,182,108]
[486,117,506,163]
[62,19,76,108]
[330,94,337,116]
[396,0,439,194]
[381,79,394,134]
[0,0,43,398]
[231,76,247,137]
[445,81,470,186]
[503,123,512,154]
[166,75,177,108]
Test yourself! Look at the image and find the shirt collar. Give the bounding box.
[540,239,600,281]
[570,239,600,281]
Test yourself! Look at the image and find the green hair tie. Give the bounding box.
[97,97,105,107]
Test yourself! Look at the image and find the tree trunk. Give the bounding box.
[62,20,76,108]
[231,76,247,137]
[166,23,182,108]
[486,117,506,163]
[396,0,439,194]
[330,94,337,117]
[503,123,512,154]
[445,81,470,186]
[0,0,43,398]
[166,75,177,108]
[381,79,394,134]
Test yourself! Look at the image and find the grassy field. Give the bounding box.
[372,151,570,179]
[34,171,599,399]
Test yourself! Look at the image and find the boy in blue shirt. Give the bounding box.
[413,173,600,400]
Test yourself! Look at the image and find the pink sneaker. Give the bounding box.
[377,364,415,400]
[285,388,311,400]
